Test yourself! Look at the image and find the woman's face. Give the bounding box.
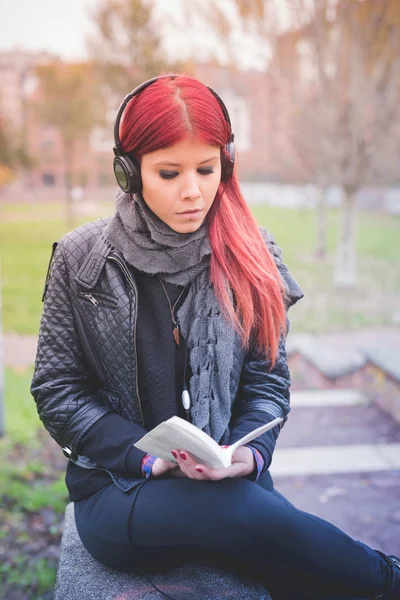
[140,137,221,233]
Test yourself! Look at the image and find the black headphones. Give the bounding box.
[112,74,236,194]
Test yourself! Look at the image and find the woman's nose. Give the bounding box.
[181,173,201,200]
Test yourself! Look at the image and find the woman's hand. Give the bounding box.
[151,457,181,477]
[170,446,255,480]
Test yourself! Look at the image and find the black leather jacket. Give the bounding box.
[30,218,303,490]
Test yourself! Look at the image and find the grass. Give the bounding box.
[2,366,41,443]
[0,201,114,335]
[1,200,399,335]
[0,367,68,600]
[251,205,400,262]
[252,205,400,331]
[0,556,57,599]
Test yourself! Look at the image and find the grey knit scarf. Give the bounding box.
[103,191,302,443]
[104,191,211,285]
[103,191,245,443]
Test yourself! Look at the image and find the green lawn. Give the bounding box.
[1,201,399,335]
[0,367,68,600]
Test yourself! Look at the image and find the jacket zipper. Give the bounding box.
[78,292,116,308]
[81,293,99,306]
[108,254,145,427]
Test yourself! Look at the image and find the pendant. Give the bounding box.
[173,323,180,346]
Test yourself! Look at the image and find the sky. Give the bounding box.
[0,0,98,59]
[0,0,217,59]
[0,0,268,69]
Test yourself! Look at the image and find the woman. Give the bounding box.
[31,74,399,600]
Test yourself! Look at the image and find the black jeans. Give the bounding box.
[74,477,393,600]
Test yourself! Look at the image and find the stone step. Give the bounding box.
[290,389,368,407]
[365,347,400,383]
[287,333,400,384]
[277,402,400,448]
[287,334,365,378]
[270,443,400,477]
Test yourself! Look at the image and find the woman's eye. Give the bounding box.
[159,168,214,179]
[159,171,178,180]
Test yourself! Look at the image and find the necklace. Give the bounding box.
[157,276,186,345]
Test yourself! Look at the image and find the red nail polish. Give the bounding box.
[180,452,187,460]
[171,451,177,459]
[195,467,203,473]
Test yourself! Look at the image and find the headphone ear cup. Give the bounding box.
[221,136,235,182]
[113,154,142,194]
[127,155,142,194]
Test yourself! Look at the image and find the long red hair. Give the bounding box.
[120,74,287,363]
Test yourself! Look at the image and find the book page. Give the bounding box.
[134,415,284,469]
[229,416,284,453]
[134,419,231,468]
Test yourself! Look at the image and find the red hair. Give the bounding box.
[120,74,287,363]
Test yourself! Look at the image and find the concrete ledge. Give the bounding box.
[365,347,400,384]
[271,443,400,477]
[287,335,365,379]
[290,389,368,407]
[55,503,272,600]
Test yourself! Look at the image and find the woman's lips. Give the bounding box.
[176,209,202,218]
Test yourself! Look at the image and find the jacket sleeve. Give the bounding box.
[229,231,304,474]
[30,241,148,475]
[228,331,291,474]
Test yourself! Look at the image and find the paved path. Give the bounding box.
[290,389,367,407]
[3,332,38,368]
[287,327,400,355]
[273,390,400,555]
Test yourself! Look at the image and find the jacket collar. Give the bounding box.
[75,235,113,290]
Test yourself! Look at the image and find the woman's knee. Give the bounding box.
[204,479,295,547]
[76,521,134,571]
[74,488,136,571]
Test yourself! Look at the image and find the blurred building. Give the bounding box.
[0,49,54,131]
[0,49,278,195]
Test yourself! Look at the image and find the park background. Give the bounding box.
[0,1,399,598]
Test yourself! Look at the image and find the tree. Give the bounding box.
[34,62,105,225]
[282,0,400,286]
[0,117,33,188]
[0,119,15,188]
[87,0,192,97]
[191,0,400,287]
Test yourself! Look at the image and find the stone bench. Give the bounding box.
[364,346,400,423]
[55,503,273,600]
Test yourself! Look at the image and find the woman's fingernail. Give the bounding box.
[195,467,203,473]
[171,451,177,459]
[179,452,187,460]
[222,445,230,448]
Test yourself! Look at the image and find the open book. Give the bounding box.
[134,415,283,469]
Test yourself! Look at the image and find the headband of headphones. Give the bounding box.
[112,74,235,194]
